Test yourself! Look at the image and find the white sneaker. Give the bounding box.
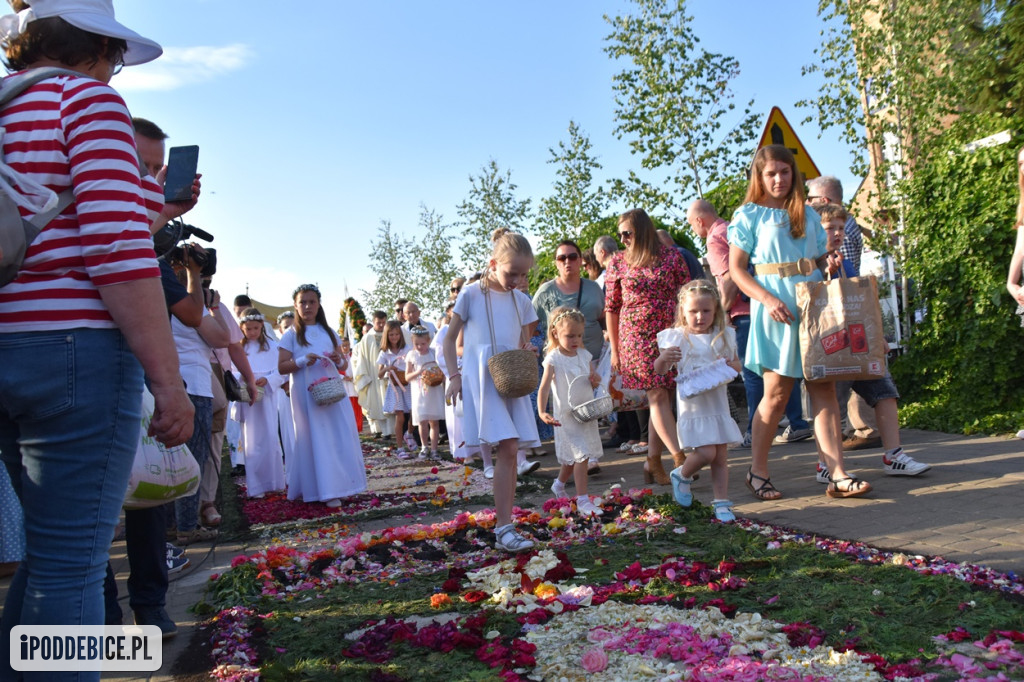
[551,479,566,498]
[882,449,931,476]
[576,496,601,517]
[815,463,831,484]
[417,447,429,460]
[517,460,540,476]
[483,466,494,479]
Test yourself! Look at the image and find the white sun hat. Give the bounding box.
[0,0,162,66]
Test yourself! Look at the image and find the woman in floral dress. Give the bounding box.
[605,209,692,484]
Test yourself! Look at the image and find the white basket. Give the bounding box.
[308,376,346,406]
[568,374,613,424]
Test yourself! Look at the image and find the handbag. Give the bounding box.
[484,286,538,399]
[124,388,201,509]
[795,271,888,382]
[223,371,248,402]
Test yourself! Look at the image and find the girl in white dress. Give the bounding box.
[377,320,413,458]
[278,284,367,507]
[655,280,743,522]
[537,307,603,517]
[237,309,286,498]
[444,228,540,552]
[405,327,445,459]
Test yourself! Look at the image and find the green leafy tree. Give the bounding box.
[534,121,609,280]
[799,1,1024,433]
[456,159,533,274]
[409,204,459,320]
[603,0,760,219]
[360,220,416,316]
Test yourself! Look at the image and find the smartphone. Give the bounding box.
[163,145,199,202]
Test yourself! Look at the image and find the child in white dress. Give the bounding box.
[444,228,540,552]
[278,284,367,508]
[537,307,603,517]
[404,326,445,459]
[655,280,743,522]
[377,320,413,458]
[237,309,286,498]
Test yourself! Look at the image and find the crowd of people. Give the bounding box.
[3,2,1018,678]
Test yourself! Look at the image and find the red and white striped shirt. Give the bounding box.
[0,73,160,332]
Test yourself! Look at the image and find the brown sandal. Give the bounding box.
[746,468,783,501]
[826,477,872,499]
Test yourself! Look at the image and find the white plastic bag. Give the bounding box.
[595,343,648,412]
[123,388,201,509]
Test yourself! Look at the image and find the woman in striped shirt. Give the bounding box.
[0,2,193,674]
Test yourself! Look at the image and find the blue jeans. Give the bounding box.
[174,394,212,533]
[734,316,808,433]
[0,329,143,681]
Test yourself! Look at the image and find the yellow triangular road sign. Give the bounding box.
[757,106,820,181]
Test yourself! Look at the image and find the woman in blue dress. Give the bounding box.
[728,145,872,501]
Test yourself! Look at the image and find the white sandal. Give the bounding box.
[494,525,534,553]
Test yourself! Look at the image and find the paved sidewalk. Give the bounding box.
[2,427,1021,680]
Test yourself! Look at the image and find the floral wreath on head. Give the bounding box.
[276,311,294,324]
[293,283,320,299]
[338,297,367,343]
[241,312,265,323]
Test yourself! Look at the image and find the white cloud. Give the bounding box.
[114,44,254,92]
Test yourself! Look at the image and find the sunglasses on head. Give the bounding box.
[555,252,580,262]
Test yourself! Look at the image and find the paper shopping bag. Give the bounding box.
[795,273,888,383]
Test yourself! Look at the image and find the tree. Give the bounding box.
[456,160,533,273]
[410,204,459,319]
[603,0,760,219]
[360,220,415,315]
[534,121,609,276]
[798,0,1024,433]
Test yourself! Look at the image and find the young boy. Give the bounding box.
[813,204,931,480]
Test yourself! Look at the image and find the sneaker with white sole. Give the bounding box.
[774,425,813,444]
[815,462,831,484]
[165,543,185,560]
[395,448,414,460]
[576,496,601,517]
[166,554,190,575]
[551,479,566,498]
[494,524,534,553]
[882,449,931,476]
[404,433,418,450]
[417,447,429,460]
[735,431,752,449]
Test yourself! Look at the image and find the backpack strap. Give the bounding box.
[1,68,82,231]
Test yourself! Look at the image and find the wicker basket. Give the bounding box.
[568,374,613,423]
[308,376,346,406]
[421,365,444,387]
[487,349,538,399]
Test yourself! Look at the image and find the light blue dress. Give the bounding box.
[728,203,827,378]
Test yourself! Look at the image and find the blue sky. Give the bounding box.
[110,1,860,319]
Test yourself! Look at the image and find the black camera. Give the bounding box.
[153,220,216,277]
